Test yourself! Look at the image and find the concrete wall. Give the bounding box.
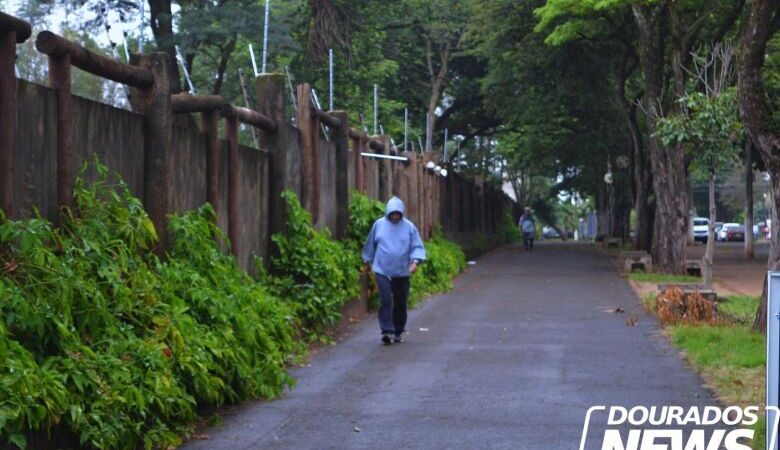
[10,79,515,271]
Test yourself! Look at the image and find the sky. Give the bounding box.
[5,0,152,55]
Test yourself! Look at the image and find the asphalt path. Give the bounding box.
[182,243,717,450]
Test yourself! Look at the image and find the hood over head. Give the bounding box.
[385,196,405,218]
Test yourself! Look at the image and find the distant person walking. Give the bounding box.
[519,207,535,251]
[363,197,426,345]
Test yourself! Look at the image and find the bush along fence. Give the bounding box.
[0,13,517,450]
[0,166,477,450]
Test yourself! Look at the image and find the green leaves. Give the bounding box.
[262,191,360,341]
[0,164,470,448]
[0,162,297,449]
[654,88,743,176]
[410,230,467,306]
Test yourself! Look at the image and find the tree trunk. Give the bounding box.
[755,175,780,332]
[426,39,451,150]
[687,173,695,246]
[633,3,689,273]
[736,0,780,332]
[703,170,716,288]
[611,176,631,241]
[755,272,769,333]
[147,0,181,93]
[597,184,609,239]
[627,98,652,251]
[745,138,755,259]
[212,38,236,95]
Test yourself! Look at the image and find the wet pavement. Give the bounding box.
[181,243,717,450]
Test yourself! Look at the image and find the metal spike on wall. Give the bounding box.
[175,45,196,94]
[262,0,270,73]
[373,84,378,135]
[329,48,334,111]
[249,44,259,76]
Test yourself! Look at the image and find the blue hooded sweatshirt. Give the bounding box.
[362,197,426,278]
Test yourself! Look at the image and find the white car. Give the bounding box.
[693,218,709,243]
[718,223,741,241]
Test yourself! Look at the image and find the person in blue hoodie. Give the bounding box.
[362,196,426,345]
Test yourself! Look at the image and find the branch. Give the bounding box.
[379,18,422,31]
[681,3,719,49]
[426,37,434,80]
[709,0,746,44]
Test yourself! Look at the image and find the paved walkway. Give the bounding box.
[182,243,716,450]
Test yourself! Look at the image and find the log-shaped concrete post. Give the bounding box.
[48,52,74,209]
[452,174,460,232]
[130,52,173,253]
[296,84,319,220]
[405,153,419,224]
[438,176,445,231]
[311,114,321,224]
[332,111,349,239]
[446,168,456,233]
[0,16,29,217]
[350,134,364,193]
[417,155,427,237]
[200,109,220,212]
[377,135,392,202]
[256,73,289,253]
[392,151,409,217]
[219,104,278,260]
[0,31,13,217]
[224,116,239,256]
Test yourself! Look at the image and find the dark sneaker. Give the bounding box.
[393,334,404,343]
[381,334,392,345]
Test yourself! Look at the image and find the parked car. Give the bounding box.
[692,217,709,243]
[723,224,746,242]
[717,223,741,241]
[542,227,560,239]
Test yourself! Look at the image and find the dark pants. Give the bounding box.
[375,275,409,336]
[523,232,534,251]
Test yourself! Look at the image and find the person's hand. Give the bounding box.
[409,261,419,274]
[362,262,371,273]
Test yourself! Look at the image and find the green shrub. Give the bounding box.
[162,205,299,404]
[262,191,360,340]
[0,165,297,449]
[497,212,521,243]
[410,231,467,306]
[346,190,385,252]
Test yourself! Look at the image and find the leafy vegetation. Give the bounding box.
[0,164,473,449]
[410,232,467,307]
[667,323,765,450]
[0,168,298,449]
[261,191,360,341]
[719,296,760,325]
[643,291,765,449]
[345,189,386,254]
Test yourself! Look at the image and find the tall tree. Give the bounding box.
[737,0,780,331]
[537,0,746,272]
[656,45,743,289]
[468,0,630,227]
